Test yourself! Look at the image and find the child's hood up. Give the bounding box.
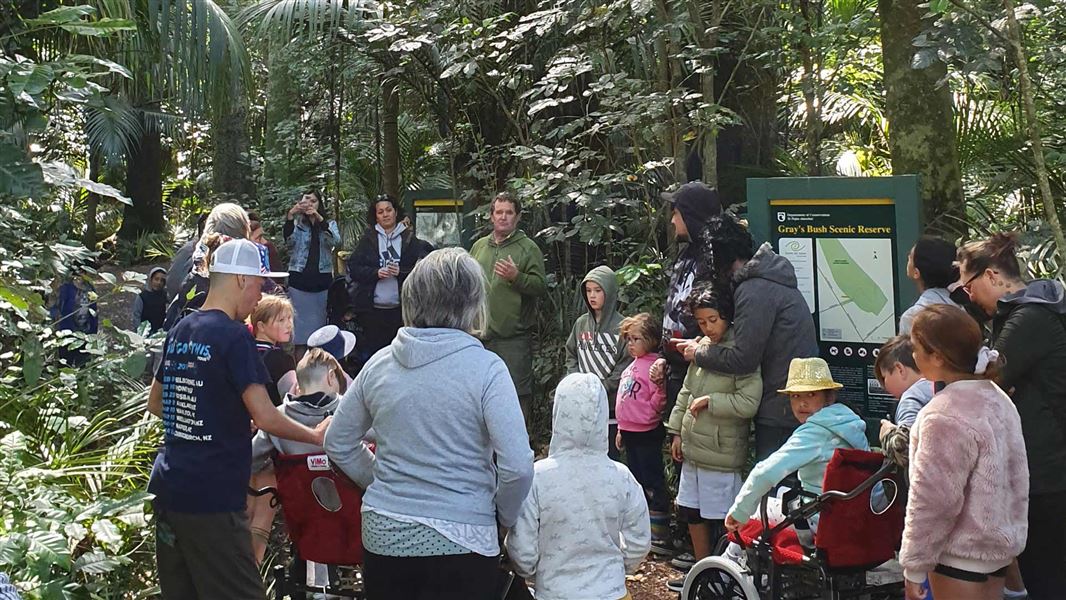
[804,402,868,449]
[548,373,609,457]
[580,265,620,325]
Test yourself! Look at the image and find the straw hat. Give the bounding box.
[778,357,844,394]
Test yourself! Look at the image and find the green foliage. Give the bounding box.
[0,196,159,598]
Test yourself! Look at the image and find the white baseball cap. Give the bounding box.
[209,239,288,278]
[307,324,357,360]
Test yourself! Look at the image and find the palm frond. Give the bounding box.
[84,95,143,165]
[239,0,379,41]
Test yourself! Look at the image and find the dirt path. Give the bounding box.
[630,555,681,599]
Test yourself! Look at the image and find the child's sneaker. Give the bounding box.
[666,576,686,592]
[670,552,696,571]
[650,539,679,558]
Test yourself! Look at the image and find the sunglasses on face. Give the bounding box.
[961,270,985,295]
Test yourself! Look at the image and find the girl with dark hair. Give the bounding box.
[285,189,341,358]
[900,304,1028,600]
[898,236,960,334]
[956,232,1066,600]
[664,281,761,589]
[346,194,433,359]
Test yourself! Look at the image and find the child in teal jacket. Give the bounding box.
[725,357,870,542]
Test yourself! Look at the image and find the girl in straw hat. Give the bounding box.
[724,356,871,543]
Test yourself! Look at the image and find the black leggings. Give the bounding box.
[363,550,501,600]
[357,307,404,359]
[1018,490,1066,599]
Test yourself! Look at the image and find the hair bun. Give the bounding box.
[989,232,1019,256]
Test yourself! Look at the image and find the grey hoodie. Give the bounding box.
[694,243,819,428]
[565,266,632,413]
[324,327,534,527]
[506,374,650,600]
[251,391,340,473]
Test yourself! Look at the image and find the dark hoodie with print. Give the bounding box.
[565,266,632,416]
[693,242,818,429]
[659,190,722,374]
[992,279,1066,495]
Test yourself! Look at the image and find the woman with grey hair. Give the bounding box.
[324,247,534,600]
[163,202,252,330]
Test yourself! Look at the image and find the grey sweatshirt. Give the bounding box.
[324,327,534,528]
[694,243,819,428]
[251,391,341,473]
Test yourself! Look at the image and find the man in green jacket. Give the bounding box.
[470,192,547,423]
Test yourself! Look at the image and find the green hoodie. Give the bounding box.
[470,230,547,340]
[565,266,632,413]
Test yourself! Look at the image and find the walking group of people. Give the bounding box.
[139,182,1066,600]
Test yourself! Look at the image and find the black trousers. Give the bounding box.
[357,307,404,359]
[155,508,265,600]
[1018,490,1066,600]
[363,550,501,600]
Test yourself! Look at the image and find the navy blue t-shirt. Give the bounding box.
[150,309,271,513]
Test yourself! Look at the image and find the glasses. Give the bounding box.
[960,270,984,295]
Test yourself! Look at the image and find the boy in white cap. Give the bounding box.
[147,238,332,599]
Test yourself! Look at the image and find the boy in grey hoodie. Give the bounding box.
[565,265,632,459]
[248,348,351,564]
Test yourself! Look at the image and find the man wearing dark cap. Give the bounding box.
[648,182,723,413]
[646,181,722,567]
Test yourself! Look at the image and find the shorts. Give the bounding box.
[934,563,1009,583]
[676,462,742,520]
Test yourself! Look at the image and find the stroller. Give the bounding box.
[252,451,534,600]
[681,448,905,600]
[251,452,366,599]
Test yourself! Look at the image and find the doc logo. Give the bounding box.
[307,455,331,471]
[777,211,787,222]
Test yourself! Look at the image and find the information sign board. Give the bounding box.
[747,177,922,436]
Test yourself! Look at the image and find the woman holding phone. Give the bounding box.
[346,194,433,359]
[284,188,341,360]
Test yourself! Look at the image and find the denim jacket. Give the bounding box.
[287,218,340,273]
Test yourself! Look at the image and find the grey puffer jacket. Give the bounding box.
[693,243,818,428]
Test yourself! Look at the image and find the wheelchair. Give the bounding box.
[681,448,905,600]
[251,451,366,599]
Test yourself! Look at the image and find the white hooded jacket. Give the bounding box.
[506,373,650,600]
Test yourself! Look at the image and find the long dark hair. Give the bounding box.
[367,193,405,228]
[302,188,329,221]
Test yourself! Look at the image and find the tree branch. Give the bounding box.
[945,0,1011,45]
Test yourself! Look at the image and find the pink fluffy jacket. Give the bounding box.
[900,379,1029,584]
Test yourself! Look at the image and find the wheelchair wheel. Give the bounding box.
[682,556,759,600]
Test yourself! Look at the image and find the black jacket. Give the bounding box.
[992,279,1066,496]
[346,227,433,312]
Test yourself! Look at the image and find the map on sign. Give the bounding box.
[815,238,895,344]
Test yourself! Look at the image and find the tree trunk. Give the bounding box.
[381,76,401,199]
[686,0,721,187]
[1002,0,1065,273]
[654,0,687,181]
[879,0,965,229]
[118,123,165,240]
[211,102,256,203]
[798,0,822,176]
[83,152,100,249]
